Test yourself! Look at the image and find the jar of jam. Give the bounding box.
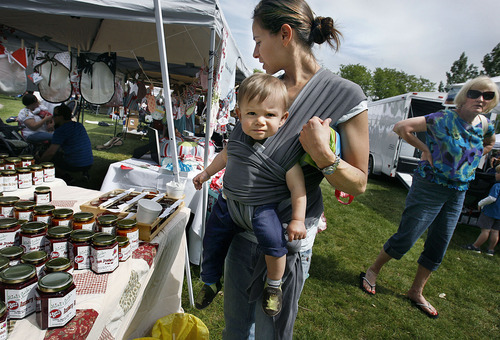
[52,208,73,227]
[47,226,71,259]
[30,164,44,186]
[0,256,9,272]
[35,271,76,330]
[19,154,34,168]
[0,158,4,171]
[21,250,48,277]
[69,230,94,270]
[43,257,73,276]
[0,246,24,266]
[41,162,55,182]
[117,236,131,262]
[0,217,20,249]
[1,170,17,192]
[0,263,38,319]
[0,154,7,160]
[0,196,19,218]
[20,221,48,253]
[14,200,35,222]
[96,214,118,235]
[116,219,139,251]
[4,157,21,170]
[90,233,118,274]
[33,205,55,225]
[72,212,95,231]
[34,186,52,205]
[0,300,7,340]
[0,171,3,194]
[16,167,32,189]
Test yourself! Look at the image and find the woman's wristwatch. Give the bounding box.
[319,156,340,175]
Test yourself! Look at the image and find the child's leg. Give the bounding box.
[473,228,491,248]
[488,229,499,250]
[265,254,286,282]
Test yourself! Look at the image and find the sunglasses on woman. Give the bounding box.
[467,90,495,101]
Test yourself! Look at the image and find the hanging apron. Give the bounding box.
[34,51,72,103]
[78,52,116,105]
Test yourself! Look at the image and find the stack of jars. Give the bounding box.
[0,153,55,194]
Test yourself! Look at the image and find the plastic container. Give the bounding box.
[0,263,38,319]
[35,271,76,329]
[166,180,185,198]
[136,199,162,224]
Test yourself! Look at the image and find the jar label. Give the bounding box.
[17,173,32,189]
[80,222,95,231]
[0,207,14,218]
[44,168,55,182]
[54,220,71,227]
[5,282,37,319]
[5,164,15,170]
[32,170,44,186]
[69,243,91,270]
[17,211,33,222]
[35,192,51,205]
[22,235,47,252]
[3,176,17,192]
[119,243,131,262]
[0,230,20,248]
[100,226,115,234]
[90,244,118,273]
[50,241,68,259]
[47,288,76,328]
[0,319,6,340]
[128,229,139,252]
[21,161,32,167]
[35,215,52,225]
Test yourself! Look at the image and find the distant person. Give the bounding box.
[39,104,93,182]
[192,73,307,316]
[17,93,54,143]
[360,76,498,318]
[464,164,500,256]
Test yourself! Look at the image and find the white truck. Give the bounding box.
[368,92,447,188]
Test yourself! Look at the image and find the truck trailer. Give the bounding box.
[368,92,446,188]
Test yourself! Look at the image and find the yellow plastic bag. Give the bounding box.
[148,313,209,340]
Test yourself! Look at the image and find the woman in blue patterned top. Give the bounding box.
[360,76,498,318]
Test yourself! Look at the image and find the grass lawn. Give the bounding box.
[1,94,499,339]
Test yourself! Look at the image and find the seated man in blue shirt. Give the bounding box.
[39,104,93,182]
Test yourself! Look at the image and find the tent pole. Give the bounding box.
[153,0,180,182]
[199,27,217,269]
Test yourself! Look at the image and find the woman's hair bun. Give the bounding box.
[310,16,341,50]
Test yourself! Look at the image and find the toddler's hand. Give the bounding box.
[192,170,210,190]
[287,220,307,242]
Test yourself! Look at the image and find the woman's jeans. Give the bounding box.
[384,175,465,271]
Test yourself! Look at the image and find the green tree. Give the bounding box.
[338,64,373,97]
[372,68,436,100]
[482,43,500,77]
[446,52,479,85]
[438,81,445,92]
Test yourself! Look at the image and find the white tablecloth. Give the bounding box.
[100,158,204,265]
[7,182,189,339]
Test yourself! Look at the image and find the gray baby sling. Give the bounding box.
[224,68,366,230]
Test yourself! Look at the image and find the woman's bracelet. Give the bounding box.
[319,156,340,176]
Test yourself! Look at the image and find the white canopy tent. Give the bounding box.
[0,0,251,307]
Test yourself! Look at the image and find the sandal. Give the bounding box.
[409,298,439,319]
[359,272,376,295]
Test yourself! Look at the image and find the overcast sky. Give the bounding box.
[218,0,500,86]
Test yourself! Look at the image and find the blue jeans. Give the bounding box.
[384,175,465,271]
[201,196,287,284]
[26,131,52,143]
